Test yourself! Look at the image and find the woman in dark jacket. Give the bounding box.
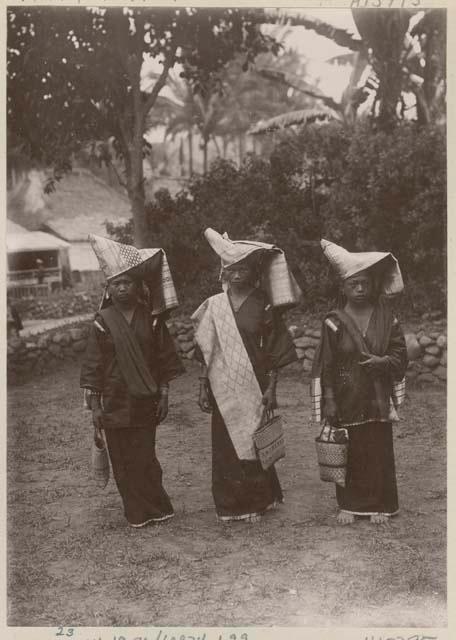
[81,234,184,528]
[311,240,408,525]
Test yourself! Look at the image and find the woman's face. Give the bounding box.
[108,274,138,306]
[342,270,373,305]
[224,260,256,288]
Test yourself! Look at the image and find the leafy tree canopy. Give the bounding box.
[8,6,279,244]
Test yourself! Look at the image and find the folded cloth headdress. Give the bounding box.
[321,239,404,296]
[89,234,179,315]
[204,227,302,308]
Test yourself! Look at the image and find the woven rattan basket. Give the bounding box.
[253,411,285,470]
[315,425,348,487]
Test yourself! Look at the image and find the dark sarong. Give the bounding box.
[212,401,283,519]
[105,426,174,526]
[336,421,399,516]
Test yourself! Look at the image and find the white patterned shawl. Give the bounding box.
[191,292,264,460]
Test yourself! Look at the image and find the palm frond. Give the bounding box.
[326,52,358,66]
[265,10,363,52]
[256,67,341,112]
[248,107,341,135]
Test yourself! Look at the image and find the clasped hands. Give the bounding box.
[359,352,389,373]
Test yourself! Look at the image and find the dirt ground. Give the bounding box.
[7,360,446,627]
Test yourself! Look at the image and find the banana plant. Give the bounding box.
[252,8,445,135]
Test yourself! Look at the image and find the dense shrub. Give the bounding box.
[317,122,446,313]
[108,155,323,313]
[108,121,446,317]
[14,289,102,319]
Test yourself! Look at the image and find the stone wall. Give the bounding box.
[168,319,196,361]
[7,321,92,384]
[7,314,446,386]
[7,317,198,385]
[403,329,446,383]
[170,315,447,384]
[14,290,101,320]
[288,322,446,384]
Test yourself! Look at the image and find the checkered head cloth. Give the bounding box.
[204,228,302,309]
[138,248,178,315]
[321,239,404,296]
[89,234,145,280]
[89,234,179,314]
[204,228,266,267]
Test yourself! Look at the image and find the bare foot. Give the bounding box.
[337,511,354,525]
[370,513,389,525]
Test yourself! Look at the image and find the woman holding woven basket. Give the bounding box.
[192,229,301,523]
[311,240,408,525]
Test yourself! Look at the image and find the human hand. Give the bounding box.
[198,381,212,413]
[94,426,104,449]
[323,397,338,426]
[359,352,389,372]
[262,384,278,412]
[92,406,104,431]
[92,407,105,448]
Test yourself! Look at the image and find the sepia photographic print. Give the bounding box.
[4,2,449,637]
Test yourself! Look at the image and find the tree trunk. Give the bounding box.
[377,60,403,132]
[203,135,209,174]
[238,133,244,166]
[415,87,431,125]
[352,9,410,132]
[212,135,221,157]
[422,10,446,123]
[129,184,148,248]
[127,135,148,248]
[222,137,228,159]
[179,138,184,177]
[188,129,193,175]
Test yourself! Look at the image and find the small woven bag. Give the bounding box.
[315,423,348,487]
[91,439,110,489]
[253,409,285,470]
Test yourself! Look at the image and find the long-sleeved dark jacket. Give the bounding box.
[312,299,408,427]
[80,303,184,429]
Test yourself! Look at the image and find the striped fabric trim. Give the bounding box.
[310,377,322,423]
[338,418,390,427]
[94,319,106,333]
[217,500,283,522]
[311,376,405,425]
[392,377,406,407]
[129,513,175,528]
[340,509,399,517]
[217,511,263,522]
[325,317,339,332]
[82,387,104,411]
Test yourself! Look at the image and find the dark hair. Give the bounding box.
[109,271,141,286]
